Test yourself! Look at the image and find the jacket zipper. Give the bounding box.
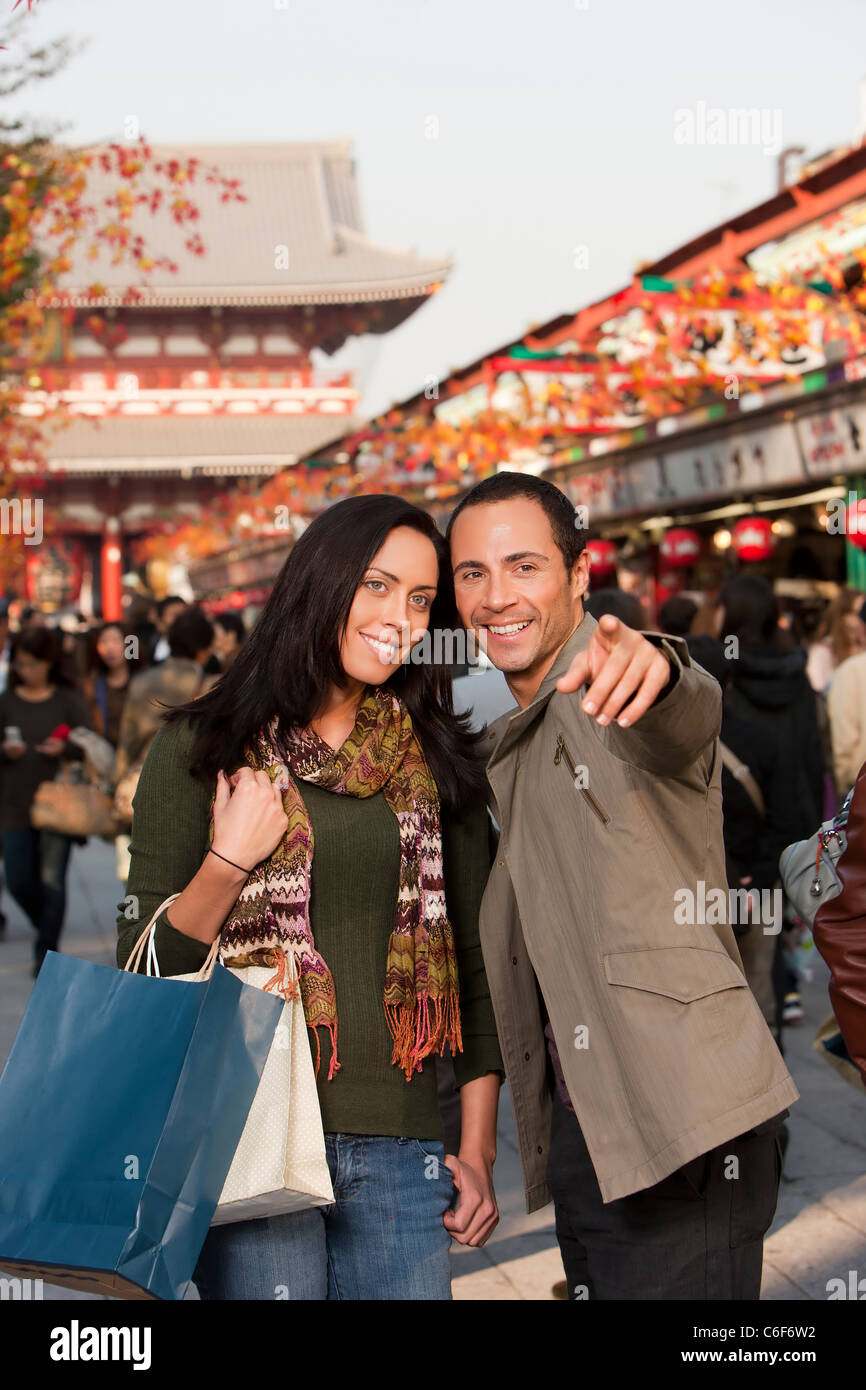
[554,733,610,825]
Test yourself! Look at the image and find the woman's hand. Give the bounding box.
[2,740,26,759]
[442,1152,499,1247]
[34,737,64,757]
[211,768,289,872]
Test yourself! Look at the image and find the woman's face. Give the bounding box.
[13,651,50,687]
[97,627,126,667]
[339,526,439,687]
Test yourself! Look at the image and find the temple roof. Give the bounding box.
[51,141,451,310]
[32,411,357,476]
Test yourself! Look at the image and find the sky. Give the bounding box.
[12,0,866,417]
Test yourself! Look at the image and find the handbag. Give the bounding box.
[125,895,335,1223]
[778,788,853,928]
[31,762,122,840]
[0,903,283,1299]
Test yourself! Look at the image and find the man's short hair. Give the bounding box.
[168,607,214,660]
[446,472,586,574]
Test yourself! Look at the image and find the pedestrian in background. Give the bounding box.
[113,607,218,885]
[686,633,789,1046]
[212,612,247,672]
[82,621,139,749]
[806,587,866,694]
[0,626,92,975]
[714,574,824,1029]
[150,595,188,664]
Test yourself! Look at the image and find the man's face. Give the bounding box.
[450,497,589,678]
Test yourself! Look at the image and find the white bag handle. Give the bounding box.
[123,893,221,982]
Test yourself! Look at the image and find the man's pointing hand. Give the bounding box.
[556,614,673,727]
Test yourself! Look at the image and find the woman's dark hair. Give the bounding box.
[9,626,77,689]
[162,495,486,810]
[717,574,779,652]
[85,622,141,679]
[214,612,246,645]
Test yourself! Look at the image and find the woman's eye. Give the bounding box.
[365,579,387,593]
[410,594,431,608]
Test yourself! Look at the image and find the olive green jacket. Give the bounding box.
[478,614,799,1209]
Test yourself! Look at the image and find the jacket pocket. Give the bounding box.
[603,946,748,1002]
[554,733,610,825]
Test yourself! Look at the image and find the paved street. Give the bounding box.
[0,836,864,1301]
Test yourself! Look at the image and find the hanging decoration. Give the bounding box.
[586,538,618,575]
[660,528,701,568]
[731,515,776,562]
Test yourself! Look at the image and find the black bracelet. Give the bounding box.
[208,847,253,875]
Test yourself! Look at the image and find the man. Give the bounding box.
[447,473,799,1300]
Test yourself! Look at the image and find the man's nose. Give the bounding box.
[482,571,517,611]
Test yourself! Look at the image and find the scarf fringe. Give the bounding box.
[385,991,463,1081]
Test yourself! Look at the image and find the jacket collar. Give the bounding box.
[485,611,597,768]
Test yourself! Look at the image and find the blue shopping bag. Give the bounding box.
[0,949,283,1300]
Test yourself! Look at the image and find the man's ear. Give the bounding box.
[572,549,591,602]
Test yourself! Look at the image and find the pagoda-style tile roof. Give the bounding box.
[52,141,451,309]
[33,411,357,475]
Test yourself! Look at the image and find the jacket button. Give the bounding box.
[511,956,518,965]
[498,859,505,868]
[524,1051,530,1061]
[537,1145,544,1155]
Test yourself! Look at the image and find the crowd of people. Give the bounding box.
[0,595,248,974]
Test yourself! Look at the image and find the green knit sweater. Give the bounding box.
[116,714,504,1140]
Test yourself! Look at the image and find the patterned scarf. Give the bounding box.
[209,686,462,1082]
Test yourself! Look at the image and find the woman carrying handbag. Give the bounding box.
[0,626,92,976]
[116,494,504,1301]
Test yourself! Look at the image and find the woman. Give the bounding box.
[806,587,866,694]
[0,626,92,975]
[116,495,504,1301]
[82,622,138,748]
[212,612,246,671]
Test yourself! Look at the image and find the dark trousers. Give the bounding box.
[546,1089,783,1300]
[1,828,74,965]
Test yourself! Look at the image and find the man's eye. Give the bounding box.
[516,564,536,574]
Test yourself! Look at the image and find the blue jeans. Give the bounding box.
[1,828,73,965]
[192,1134,457,1300]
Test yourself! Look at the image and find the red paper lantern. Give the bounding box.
[586,539,618,575]
[845,498,866,550]
[660,528,701,568]
[731,516,775,562]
